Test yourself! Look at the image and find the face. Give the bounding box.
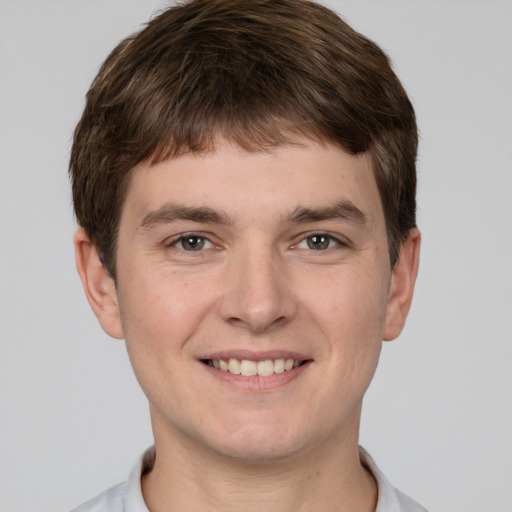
[77,139,419,461]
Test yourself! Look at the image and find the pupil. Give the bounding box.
[308,235,329,250]
[184,236,204,250]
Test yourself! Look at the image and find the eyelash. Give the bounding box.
[165,232,348,253]
[294,233,348,251]
[166,233,215,252]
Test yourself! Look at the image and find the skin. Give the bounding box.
[75,138,420,512]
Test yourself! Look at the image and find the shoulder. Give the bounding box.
[69,447,154,512]
[70,482,126,512]
[393,488,429,512]
[359,447,429,512]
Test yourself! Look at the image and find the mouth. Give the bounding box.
[201,357,310,377]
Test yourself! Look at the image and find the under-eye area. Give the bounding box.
[201,358,311,377]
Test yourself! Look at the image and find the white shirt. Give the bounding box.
[71,446,428,512]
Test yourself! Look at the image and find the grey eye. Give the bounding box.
[181,236,206,251]
[306,235,331,250]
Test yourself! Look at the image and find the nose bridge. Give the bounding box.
[219,239,296,332]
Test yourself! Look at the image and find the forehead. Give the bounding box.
[122,139,383,227]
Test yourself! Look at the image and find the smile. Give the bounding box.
[203,358,306,377]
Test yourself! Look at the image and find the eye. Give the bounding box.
[297,234,342,251]
[171,235,213,251]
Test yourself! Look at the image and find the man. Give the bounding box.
[70,0,424,510]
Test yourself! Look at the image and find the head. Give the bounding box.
[71,0,420,464]
[70,0,417,281]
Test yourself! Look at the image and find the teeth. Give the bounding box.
[209,357,303,376]
[284,358,294,371]
[257,359,274,377]
[228,358,241,375]
[240,359,257,376]
[274,358,285,374]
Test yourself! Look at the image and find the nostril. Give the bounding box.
[226,314,289,333]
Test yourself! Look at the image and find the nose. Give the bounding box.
[218,245,297,333]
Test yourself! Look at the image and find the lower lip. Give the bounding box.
[201,361,311,392]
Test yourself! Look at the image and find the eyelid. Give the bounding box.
[293,231,350,250]
[164,232,217,249]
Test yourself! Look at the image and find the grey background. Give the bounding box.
[1,1,511,510]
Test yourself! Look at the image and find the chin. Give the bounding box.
[212,433,305,463]
[202,413,316,463]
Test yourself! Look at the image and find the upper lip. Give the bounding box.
[199,349,312,362]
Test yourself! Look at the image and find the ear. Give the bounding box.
[74,228,124,339]
[383,228,421,341]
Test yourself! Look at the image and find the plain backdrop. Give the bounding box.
[1,1,511,511]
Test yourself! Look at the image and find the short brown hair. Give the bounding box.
[70,0,417,278]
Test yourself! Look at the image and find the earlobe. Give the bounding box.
[74,228,124,339]
[383,228,421,341]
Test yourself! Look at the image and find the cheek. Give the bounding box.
[116,271,215,410]
[311,265,390,341]
[307,265,389,389]
[117,267,217,360]
[292,269,387,436]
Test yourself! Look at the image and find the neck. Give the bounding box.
[142,411,377,512]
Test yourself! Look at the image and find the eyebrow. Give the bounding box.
[139,203,234,230]
[138,199,369,231]
[287,201,369,227]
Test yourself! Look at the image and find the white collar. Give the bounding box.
[122,446,427,512]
